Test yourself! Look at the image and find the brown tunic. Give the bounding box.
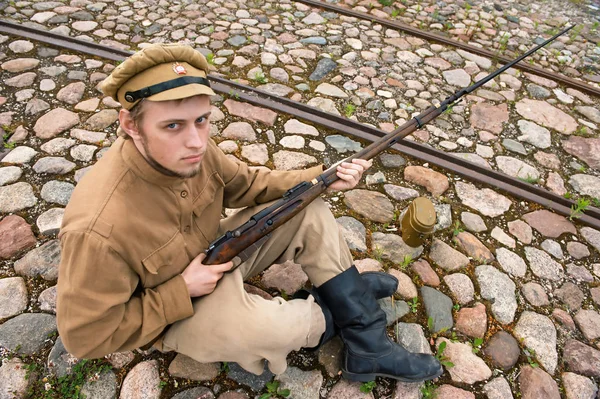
[57,137,323,358]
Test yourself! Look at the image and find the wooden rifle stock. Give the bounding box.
[203,25,573,266]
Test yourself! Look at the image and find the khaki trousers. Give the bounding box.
[162,198,353,375]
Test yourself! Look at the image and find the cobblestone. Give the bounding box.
[1,1,600,397]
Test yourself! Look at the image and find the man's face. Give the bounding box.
[131,95,212,178]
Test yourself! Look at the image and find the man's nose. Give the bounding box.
[185,125,204,149]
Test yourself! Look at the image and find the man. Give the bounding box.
[56,43,442,383]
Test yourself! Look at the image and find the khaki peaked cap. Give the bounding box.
[101,43,216,110]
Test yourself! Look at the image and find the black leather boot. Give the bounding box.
[360,271,398,299]
[295,271,398,350]
[316,266,443,382]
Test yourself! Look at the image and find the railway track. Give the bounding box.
[294,0,600,98]
[1,19,599,230]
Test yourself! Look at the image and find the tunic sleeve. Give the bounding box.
[56,231,194,359]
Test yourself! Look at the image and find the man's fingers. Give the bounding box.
[214,261,234,272]
[337,159,370,174]
[336,170,354,182]
[338,164,361,175]
[351,158,372,169]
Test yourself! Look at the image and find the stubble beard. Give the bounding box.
[139,130,202,179]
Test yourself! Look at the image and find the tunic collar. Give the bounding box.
[120,136,186,187]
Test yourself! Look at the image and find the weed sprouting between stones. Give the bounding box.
[399,254,414,271]
[409,297,419,313]
[435,341,454,369]
[25,359,113,399]
[259,380,290,399]
[420,380,437,398]
[569,197,590,220]
[360,380,376,393]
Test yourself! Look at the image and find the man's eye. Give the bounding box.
[196,116,207,124]
[166,123,178,129]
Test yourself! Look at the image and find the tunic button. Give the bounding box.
[184,225,190,233]
[181,190,188,198]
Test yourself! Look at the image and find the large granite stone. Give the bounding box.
[261,260,307,294]
[455,302,487,338]
[569,174,600,198]
[562,372,598,399]
[555,282,584,310]
[470,103,509,134]
[421,286,453,333]
[515,99,577,134]
[524,247,564,281]
[223,99,277,126]
[522,210,576,238]
[48,336,80,378]
[563,339,600,378]
[495,248,527,277]
[0,215,36,259]
[0,313,57,355]
[343,189,394,223]
[396,322,432,355]
[581,227,600,253]
[403,166,449,197]
[0,182,37,212]
[227,362,273,392]
[483,377,514,399]
[483,331,520,371]
[33,108,79,139]
[562,136,600,169]
[371,232,423,263]
[436,338,492,384]
[455,182,511,217]
[168,355,219,381]
[309,57,337,81]
[14,239,61,280]
[336,216,366,252]
[120,360,161,399]
[0,277,28,318]
[518,365,560,399]
[475,265,517,324]
[429,238,469,271]
[453,231,494,263]
[574,309,600,340]
[80,370,119,399]
[513,311,558,374]
[0,358,36,399]
[272,150,317,170]
[276,367,322,399]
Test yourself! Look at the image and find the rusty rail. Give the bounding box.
[1,20,599,229]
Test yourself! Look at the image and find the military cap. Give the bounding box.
[101,43,215,110]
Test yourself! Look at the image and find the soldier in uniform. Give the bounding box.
[57,43,442,383]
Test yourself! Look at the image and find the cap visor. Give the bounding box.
[146,83,216,102]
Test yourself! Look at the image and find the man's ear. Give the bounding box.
[119,109,141,140]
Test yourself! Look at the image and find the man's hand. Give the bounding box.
[181,253,233,297]
[326,158,372,192]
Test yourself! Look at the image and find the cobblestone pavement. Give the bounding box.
[0,0,599,398]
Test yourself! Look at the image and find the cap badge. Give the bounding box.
[172,62,187,75]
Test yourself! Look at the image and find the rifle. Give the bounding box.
[204,25,574,267]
